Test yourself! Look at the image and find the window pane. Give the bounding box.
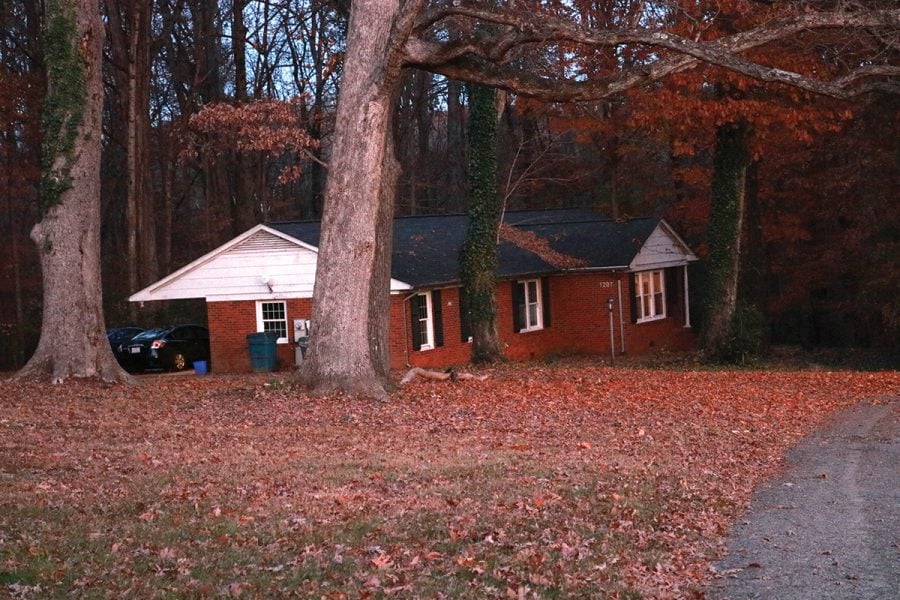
[416,293,431,347]
[528,302,538,327]
[260,302,287,339]
[264,321,286,338]
[654,292,664,316]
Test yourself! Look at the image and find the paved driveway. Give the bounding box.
[709,397,899,599]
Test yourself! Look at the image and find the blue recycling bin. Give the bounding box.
[247,331,279,372]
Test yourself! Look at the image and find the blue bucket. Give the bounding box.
[193,360,208,375]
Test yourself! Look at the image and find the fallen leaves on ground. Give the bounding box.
[0,363,896,598]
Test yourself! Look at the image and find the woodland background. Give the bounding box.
[1,0,898,372]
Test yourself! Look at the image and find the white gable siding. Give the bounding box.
[130,225,414,303]
[135,230,319,301]
[629,224,696,270]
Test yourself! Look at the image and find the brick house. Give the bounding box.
[130,209,698,372]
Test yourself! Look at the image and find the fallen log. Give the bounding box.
[399,367,489,385]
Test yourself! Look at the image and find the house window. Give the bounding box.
[635,270,666,322]
[256,301,288,343]
[513,278,550,333]
[410,290,444,351]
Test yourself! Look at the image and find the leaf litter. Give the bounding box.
[0,363,896,598]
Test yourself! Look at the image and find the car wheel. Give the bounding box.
[171,352,187,371]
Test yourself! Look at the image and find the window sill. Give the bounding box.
[636,316,666,324]
[517,326,545,334]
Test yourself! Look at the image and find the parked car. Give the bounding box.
[107,327,146,367]
[107,327,144,348]
[121,325,210,372]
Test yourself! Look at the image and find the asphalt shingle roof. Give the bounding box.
[270,208,663,288]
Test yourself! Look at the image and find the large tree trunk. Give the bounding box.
[15,0,127,383]
[129,0,157,304]
[443,80,467,211]
[460,84,504,363]
[3,126,26,367]
[297,0,405,399]
[700,122,751,353]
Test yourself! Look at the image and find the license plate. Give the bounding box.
[130,347,140,354]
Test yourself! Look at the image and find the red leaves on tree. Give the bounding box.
[185,97,319,184]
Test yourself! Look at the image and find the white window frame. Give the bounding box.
[635,270,666,323]
[414,291,435,350]
[520,278,544,332]
[256,300,289,344]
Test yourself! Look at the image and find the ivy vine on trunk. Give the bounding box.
[14,0,127,383]
[459,84,504,363]
[700,122,753,357]
[40,0,87,216]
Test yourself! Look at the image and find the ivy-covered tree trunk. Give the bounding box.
[459,84,504,363]
[700,122,751,354]
[15,0,127,382]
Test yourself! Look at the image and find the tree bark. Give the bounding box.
[460,84,504,363]
[229,0,258,234]
[3,124,25,367]
[297,0,407,399]
[15,0,127,383]
[128,0,157,312]
[701,122,751,354]
[444,79,467,211]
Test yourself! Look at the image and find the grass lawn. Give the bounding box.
[1,361,897,598]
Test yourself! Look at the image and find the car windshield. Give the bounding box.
[132,328,168,340]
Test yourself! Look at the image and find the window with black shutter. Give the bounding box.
[665,268,679,314]
[541,277,552,328]
[410,294,424,350]
[512,279,545,332]
[632,270,667,323]
[410,291,443,351]
[432,289,444,348]
[458,287,472,342]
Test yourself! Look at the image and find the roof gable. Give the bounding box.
[629,221,699,270]
[130,226,320,302]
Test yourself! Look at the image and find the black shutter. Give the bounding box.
[665,268,679,315]
[410,294,423,350]
[629,273,638,323]
[458,287,471,342]
[432,290,444,347]
[541,277,551,328]
[512,281,525,332]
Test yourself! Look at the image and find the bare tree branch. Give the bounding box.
[403,8,900,100]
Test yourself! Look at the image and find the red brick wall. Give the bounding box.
[206,271,695,373]
[207,298,312,373]
[390,288,473,370]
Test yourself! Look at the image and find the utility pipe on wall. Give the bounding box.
[607,297,615,364]
[617,279,625,354]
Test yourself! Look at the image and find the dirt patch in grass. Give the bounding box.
[1,365,897,598]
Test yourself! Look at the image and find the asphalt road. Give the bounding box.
[709,396,899,600]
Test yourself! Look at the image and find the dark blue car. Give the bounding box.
[121,325,210,372]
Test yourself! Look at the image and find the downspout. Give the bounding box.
[617,278,625,354]
[401,292,418,367]
[683,264,692,328]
